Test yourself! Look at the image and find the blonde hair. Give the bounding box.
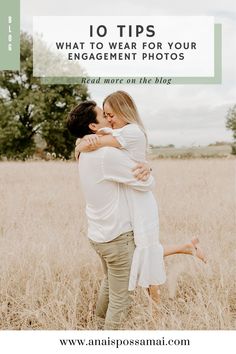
[103,91,148,144]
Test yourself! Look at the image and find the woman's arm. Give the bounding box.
[74,134,121,160]
[74,136,151,181]
[78,134,121,152]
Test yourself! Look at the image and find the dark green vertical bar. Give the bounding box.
[0,0,20,70]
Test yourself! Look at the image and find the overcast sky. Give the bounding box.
[21,0,236,147]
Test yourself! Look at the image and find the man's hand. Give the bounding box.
[132,162,151,181]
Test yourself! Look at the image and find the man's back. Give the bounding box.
[79,147,132,242]
[78,146,154,243]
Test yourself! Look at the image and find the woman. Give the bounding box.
[76,91,206,299]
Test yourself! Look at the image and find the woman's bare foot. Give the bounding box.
[147,285,161,303]
[191,237,207,263]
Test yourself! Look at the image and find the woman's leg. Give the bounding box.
[163,237,207,263]
[148,238,207,302]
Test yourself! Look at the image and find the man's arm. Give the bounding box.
[102,147,155,192]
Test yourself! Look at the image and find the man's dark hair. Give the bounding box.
[67,100,98,138]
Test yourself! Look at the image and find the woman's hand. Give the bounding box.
[75,138,81,160]
[132,162,151,181]
[74,135,101,160]
[83,134,101,147]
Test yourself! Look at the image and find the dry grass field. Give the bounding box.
[0,158,235,330]
[149,144,232,158]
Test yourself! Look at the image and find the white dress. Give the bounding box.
[99,124,166,290]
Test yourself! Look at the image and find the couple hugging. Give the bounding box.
[67,90,206,330]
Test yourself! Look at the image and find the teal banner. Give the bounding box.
[0,0,20,70]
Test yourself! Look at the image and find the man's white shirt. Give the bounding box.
[78,147,155,242]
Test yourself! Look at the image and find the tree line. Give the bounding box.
[0,33,88,160]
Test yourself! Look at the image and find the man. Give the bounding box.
[67,101,154,330]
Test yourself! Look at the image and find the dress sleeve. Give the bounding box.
[112,124,145,149]
[112,124,147,162]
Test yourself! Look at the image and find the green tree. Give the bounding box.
[226,104,236,155]
[0,32,88,160]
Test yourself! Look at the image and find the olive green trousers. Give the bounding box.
[89,230,135,330]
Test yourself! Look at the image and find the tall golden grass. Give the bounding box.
[0,159,235,330]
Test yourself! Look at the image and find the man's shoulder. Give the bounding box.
[79,147,126,175]
[102,146,124,158]
[80,147,108,157]
[80,147,121,161]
